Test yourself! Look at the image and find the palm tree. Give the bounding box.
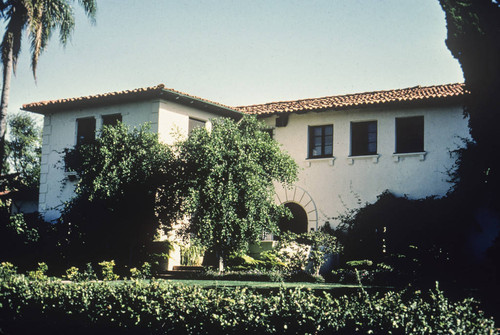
[0,0,96,175]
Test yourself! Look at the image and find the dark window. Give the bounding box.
[102,113,122,127]
[308,125,333,158]
[188,117,206,134]
[275,114,289,127]
[351,121,377,156]
[396,116,424,153]
[76,117,96,145]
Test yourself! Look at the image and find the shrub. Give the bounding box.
[0,274,497,334]
[346,259,373,268]
[180,241,205,266]
[265,231,342,277]
[0,262,17,279]
[98,260,119,281]
[27,262,48,281]
[64,266,80,281]
[228,252,264,269]
[130,262,153,280]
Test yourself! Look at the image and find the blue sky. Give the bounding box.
[7,0,463,115]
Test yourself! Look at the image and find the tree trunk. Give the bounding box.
[0,45,13,175]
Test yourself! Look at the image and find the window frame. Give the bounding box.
[350,120,378,156]
[308,124,333,159]
[395,116,424,154]
[76,117,96,145]
[188,117,206,134]
[102,113,122,128]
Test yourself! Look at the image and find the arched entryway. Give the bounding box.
[273,184,318,233]
[279,202,308,234]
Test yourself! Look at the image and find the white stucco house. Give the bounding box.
[22,83,468,236]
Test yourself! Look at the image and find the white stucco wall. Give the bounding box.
[38,99,222,222]
[266,104,470,229]
[39,101,157,222]
[157,101,214,145]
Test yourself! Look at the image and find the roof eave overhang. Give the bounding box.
[22,89,243,120]
[252,95,464,118]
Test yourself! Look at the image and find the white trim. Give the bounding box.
[392,151,427,162]
[347,154,380,165]
[304,157,335,167]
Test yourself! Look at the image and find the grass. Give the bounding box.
[158,279,360,289]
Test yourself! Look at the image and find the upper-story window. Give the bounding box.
[308,125,333,158]
[395,116,424,153]
[102,113,122,127]
[351,121,377,156]
[76,117,96,145]
[188,117,206,134]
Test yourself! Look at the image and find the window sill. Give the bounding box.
[392,152,426,162]
[305,157,335,167]
[64,171,78,182]
[347,154,379,165]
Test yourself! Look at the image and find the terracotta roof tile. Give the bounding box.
[22,84,239,115]
[235,83,465,115]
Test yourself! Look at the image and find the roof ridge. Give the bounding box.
[235,83,464,109]
[22,83,239,114]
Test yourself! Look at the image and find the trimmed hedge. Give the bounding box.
[0,275,497,334]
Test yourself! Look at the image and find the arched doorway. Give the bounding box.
[279,202,308,234]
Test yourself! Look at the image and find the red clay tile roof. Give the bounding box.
[235,83,465,115]
[22,84,241,117]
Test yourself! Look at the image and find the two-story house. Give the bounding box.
[23,83,468,235]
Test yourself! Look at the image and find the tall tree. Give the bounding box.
[438,1,500,232]
[0,0,97,175]
[179,116,298,271]
[439,0,500,199]
[5,112,41,188]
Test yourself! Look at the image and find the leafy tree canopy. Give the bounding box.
[179,116,298,270]
[62,123,182,266]
[4,112,41,189]
[439,0,500,277]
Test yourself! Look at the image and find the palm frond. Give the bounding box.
[1,2,28,74]
[77,0,96,23]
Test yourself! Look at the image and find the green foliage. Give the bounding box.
[346,260,373,268]
[0,0,97,175]
[259,250,288,270]
[6,213,39,243]
[81,263,98,281]
[27,262,48,281]
[0,205,58,271]
[335,191,468,284]
[0,262,16,279]
[64,266,80,281]
[439,0,500,298]
[0,270,496,334]
[268,231,342,276]
[5,113,42,188]
[180,240,206,266]
[98,260,119,281]
[62,123,182,266]
[227,252,264,269]
[179,116,298,269]
[130,262,152,280]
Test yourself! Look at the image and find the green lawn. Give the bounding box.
[154,278,374,290]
